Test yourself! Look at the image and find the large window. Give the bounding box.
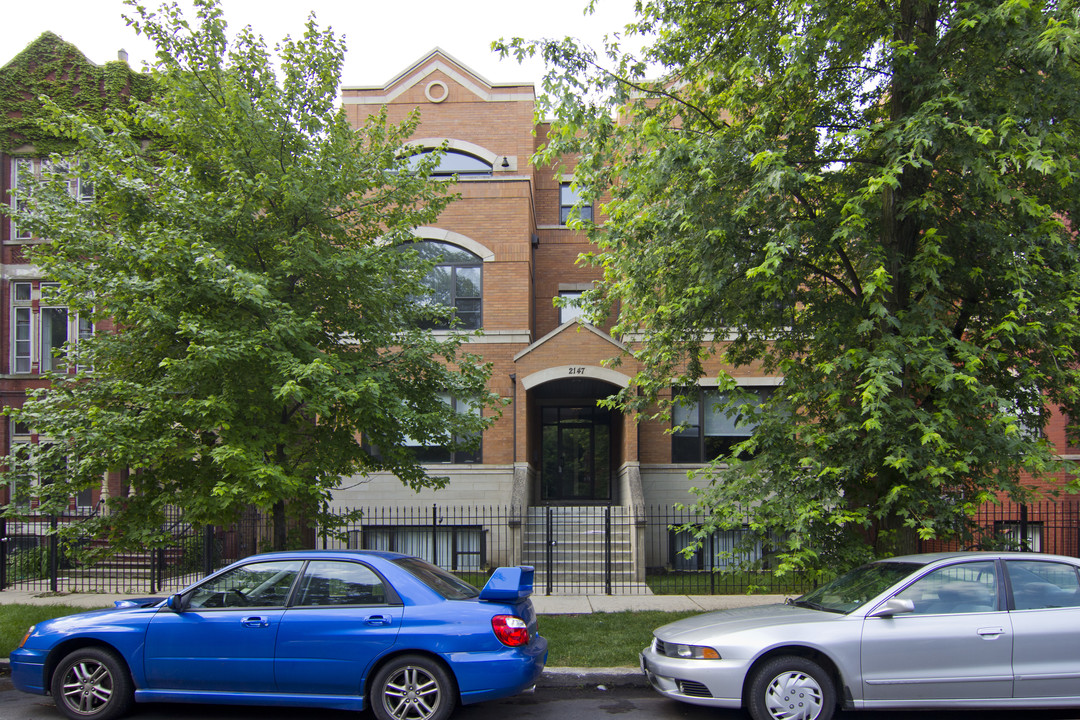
[408,150,492,177]
[10,158,93,240]
[411,241,482,330]
[404,394,482,464]
[5,435,91,508]
[357,526,484,572]
[560,182,593,225]
[670,525,775,570]
[672,386,774,462]
[9,281,93,374]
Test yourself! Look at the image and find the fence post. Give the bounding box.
[0,517,7,590]
[1020,504,1029,551]
[49,515,59,593]
[431,504,438,567]
[203,525,214,576]
[604,506,612,595]
[545,506,553,596]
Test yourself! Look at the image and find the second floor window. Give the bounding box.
[403,394,482,464]
[411,241,482,330]
[10,281,93,374]
[560,182,593,225]
[10,158,93,240]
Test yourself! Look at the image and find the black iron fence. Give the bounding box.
[1,501,1077,596]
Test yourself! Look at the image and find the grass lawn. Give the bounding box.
[0,603,697,668]
[539,610,701,667]
[0,604,112,659]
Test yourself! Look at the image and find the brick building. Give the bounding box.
[328,48,781,515]
[2,41,1074,583]
[0,33,150,513]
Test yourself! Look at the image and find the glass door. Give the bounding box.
[540,406,611,502]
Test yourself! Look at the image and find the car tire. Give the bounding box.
[747,655,835,720]
[369,654,456,720]
[50,646,134,720]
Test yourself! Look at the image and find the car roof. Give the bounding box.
[878,550,1078,565]
[234,549,414,562]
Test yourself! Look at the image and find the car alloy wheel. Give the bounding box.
[50,647,134,720]
[748,656,835,720]
[371,654,455,720]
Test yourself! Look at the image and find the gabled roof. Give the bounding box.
[341,47,534,105]
[514,320,628,363]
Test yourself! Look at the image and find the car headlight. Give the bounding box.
[18,625,35,648]
[654,637,721,660]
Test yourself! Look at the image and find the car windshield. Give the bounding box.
[794,561,922,614]
[394,557,480,600]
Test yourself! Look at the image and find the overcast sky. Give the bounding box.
[2,0,642,90]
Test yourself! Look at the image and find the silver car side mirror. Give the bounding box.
[868,597,915,617]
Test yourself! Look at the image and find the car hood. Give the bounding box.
[655,603,843,642]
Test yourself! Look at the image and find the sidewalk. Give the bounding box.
[0,588,786,612]
[0,590,785,687]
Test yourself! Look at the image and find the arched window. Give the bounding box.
[411,241,482,330]
[408,150,492,177]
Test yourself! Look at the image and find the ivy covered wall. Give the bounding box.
[0,31,154,155]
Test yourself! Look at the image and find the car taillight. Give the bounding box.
[491,615,529,647]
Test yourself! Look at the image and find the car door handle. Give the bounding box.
[977,626,1005,638]
[365,615,392,626]
[241,616,270,628]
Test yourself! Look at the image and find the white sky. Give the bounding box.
[2,0,643,90]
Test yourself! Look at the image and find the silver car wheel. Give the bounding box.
[371,655,455,720]
[50,647,134,720]
[763,669,824,720]
[382,665,441,720]
[60,658,114,716]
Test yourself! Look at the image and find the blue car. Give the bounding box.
[10,550,547,720]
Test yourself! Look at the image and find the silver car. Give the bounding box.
[640,551,1080,720]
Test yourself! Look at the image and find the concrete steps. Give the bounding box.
[523,506,645,592]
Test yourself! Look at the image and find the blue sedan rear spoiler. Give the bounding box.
[478,566,534,601]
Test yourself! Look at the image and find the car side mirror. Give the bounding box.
[869,597,915,618]
[166,593,185,613]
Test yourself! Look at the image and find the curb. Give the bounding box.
[539,666,645,689]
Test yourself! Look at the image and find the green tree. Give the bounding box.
[3,0,498,550]
[503,0,1080,571]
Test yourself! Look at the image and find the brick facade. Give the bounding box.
[3,43,1073,523]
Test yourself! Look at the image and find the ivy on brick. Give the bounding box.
[0,32,154,155]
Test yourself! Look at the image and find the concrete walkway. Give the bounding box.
[0,588,787,613]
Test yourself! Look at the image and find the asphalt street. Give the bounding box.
[5,668,1080,720]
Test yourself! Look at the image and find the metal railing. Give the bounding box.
[1,500,1076,596]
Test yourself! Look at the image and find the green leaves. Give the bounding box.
[513,0,1080,571]
[2,0,495,550]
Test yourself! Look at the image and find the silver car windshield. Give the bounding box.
[794,561,923,614]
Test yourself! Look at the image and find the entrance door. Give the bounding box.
[541,406,611,502]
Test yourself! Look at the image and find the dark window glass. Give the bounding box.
[187,560,303,609]
[560,182,594,224]
[408,150,492,177]
[409,241,482,331]
[1007,560,1080,610]
[672,387,774,462]
[394,556,480,600]
[403,394,481,464]
[294,561,390,606]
